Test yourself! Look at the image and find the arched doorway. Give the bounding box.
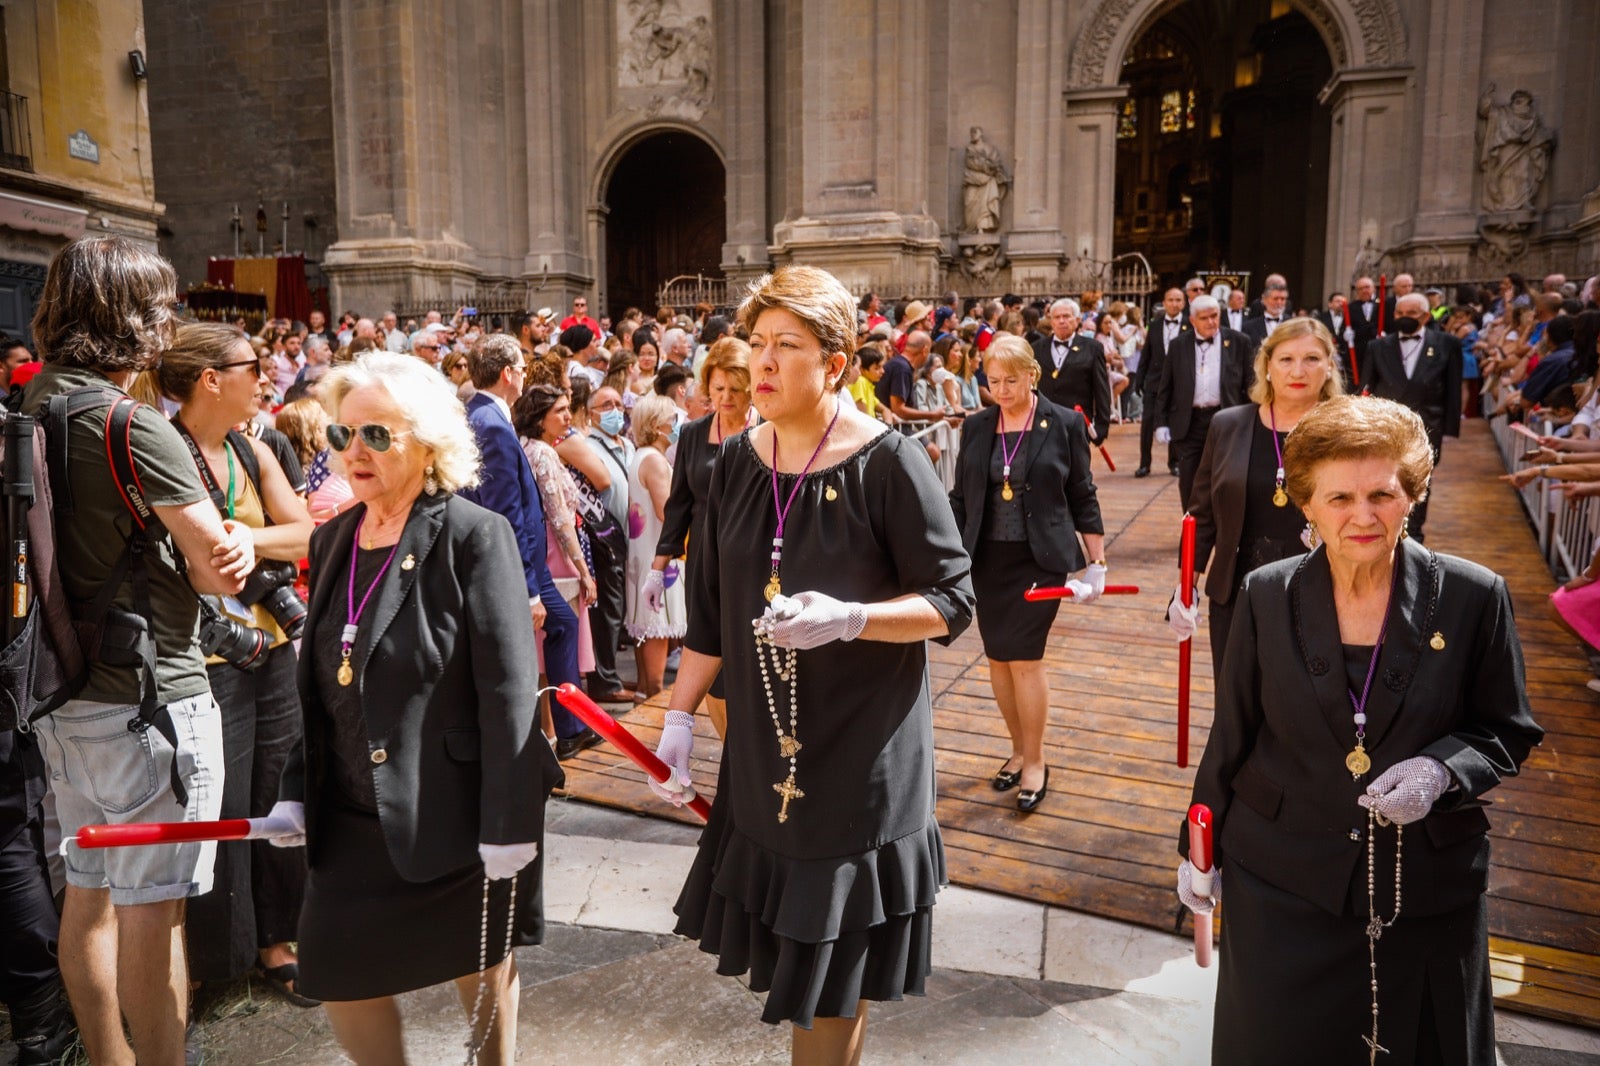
[1112,1,1334,307]
[602,130,725,318]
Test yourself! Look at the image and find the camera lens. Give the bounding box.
[198,609,270,671]
[238,560,306,639]
[259,583,307,640]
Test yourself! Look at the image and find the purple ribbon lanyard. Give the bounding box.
[343,515,403,662]
[997,397,1036,494]
[767,402,842,597]
[1347,563,1402,746]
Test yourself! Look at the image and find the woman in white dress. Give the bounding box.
[625,393,687,695]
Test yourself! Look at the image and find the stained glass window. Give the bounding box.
[1160,90,1182,134]
[1117,98,1137,139]
[1185,89,1197,130]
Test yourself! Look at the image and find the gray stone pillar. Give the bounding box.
[523,0,592,307]
[1059,87,1126,277]
[1402,0,1485,266]
[1320,69,1411,289]
[719,0,768,284]
[1006,0,1067,285]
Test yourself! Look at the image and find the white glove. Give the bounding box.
[1154,427,1172,445]
[649,710,696,806]
[478,841,539,880]
[1167,586,1199,641]
[1074,563,1107,604]
[1343,326,1356,346]
[762,590,867,650]
[1177,860,1220,914]
[1357,756,1454,825]
[1061,579,1094,602]
[642,567,666,613]
[250,801,306,848]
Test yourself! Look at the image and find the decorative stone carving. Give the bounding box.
[957,234,1006,282]
[1475,85,1556,259]
[961,127,1011,235]
[619,0,712,114]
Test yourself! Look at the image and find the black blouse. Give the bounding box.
[310,546,393,812]
[980,430,1029,542]
[1237,418,1308,577]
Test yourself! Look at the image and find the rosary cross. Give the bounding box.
[773,773,804,823]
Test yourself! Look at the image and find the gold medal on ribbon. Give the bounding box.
[1346,744,1371,776]
[764,577,781,602]
[1002,482,1014,501]
[1273,487,1288,507]
[337,658,354,687]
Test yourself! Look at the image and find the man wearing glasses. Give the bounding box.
[408,329,445,369]
[558,296,601,338]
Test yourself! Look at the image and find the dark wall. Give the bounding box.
[144,0,337,295]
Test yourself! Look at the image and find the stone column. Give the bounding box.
[523,0,592,307]
[1059,86,1126,278]
[1402,0,1485,267]
[1319,69,1411,290]
[1006,0,1067,285]
[719,0,768,284]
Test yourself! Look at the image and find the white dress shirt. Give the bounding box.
[1193,334,1222,407]
[1400,333,1424,378]
[1163,317,1182,346]
[1228,310,1244,331]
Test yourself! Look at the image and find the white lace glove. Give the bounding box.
[642,567,666,613]
[1177,860,1220,914]
[762,590,868,650]
[1357,756,1454,825]
[648,710,696,806]
[251,801,306,848]
[1071,563,1107,604]
[478,841,539,880]
[1167,586,1199,641]
[1154,426,1172,445]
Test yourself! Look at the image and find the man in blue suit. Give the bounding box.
[459,335,598,757]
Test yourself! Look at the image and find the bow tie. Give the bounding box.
[1266,316,1280,323]
[1401,333,1422,342]
[1166,319,1181,327]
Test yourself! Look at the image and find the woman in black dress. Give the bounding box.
[1176,396,1542,1064]
[1169,317,1344,679]
[644,335,754,737]
[279,353,561,1065]
[648,266,973,1065]
[949,333,1106,812]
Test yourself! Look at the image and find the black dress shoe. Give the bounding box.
[1017,767,1050,813]
[991,760,1022,791]
[555,727,603,760]
[1169,463,1181,476]
[1133,465,1151,478]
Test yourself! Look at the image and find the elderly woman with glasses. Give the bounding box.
[276,353,562,1065]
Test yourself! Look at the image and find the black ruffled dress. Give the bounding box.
[674,429,974,1026]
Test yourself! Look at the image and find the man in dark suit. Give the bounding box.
[1224,289,1248,333]
[459,335,594,756]
[1359,293,1463,543]
[1314,292,1357,388]
[1154,295,1252,510]
[1241,283,1290,349]
[1349,276,1382,371]
[1033,298,1112,446]
[1244,272,1288,320]
[1381,272,1416,334]
[1136,287,1188,477]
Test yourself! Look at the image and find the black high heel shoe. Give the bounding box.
[1017,767,1050,812]
[991,760,1022,791]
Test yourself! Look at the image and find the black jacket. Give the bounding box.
[1188,404,1271,605]
[282,492,562,881]
[1153,328,1253,439]
[1182,540,1542,917]
[1240,315,1288,349]
[1359,329,1464,453]
[1032,334,1112,444]
[1138,315,1191,396]
[949,396,1103,576]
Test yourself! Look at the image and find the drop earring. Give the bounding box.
[424,465,439,496]
[1301,522,1321,551]
[1399,514,1410,540]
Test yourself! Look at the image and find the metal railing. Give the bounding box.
[1487,413,1600,582]
[900,420,959,490]
[656,273,730,312]
[0,91,32,172]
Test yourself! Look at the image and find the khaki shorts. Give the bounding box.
[35,693,224,905]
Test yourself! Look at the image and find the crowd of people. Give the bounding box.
[0,231,1589,1066]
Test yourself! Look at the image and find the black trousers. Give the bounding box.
[1138,377,1174,471]
[187,644,307,982]
[1409,443,1442,544]
[585,523,628,696]
[0,809,59,1007]
[1176,407,1219,512]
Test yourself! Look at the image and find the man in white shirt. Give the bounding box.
[1153,295,1251,509]
[382,310,408,352]
[1242,285,1288,348]
[1226,289,1247,332]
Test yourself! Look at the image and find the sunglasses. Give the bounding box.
[214,358,261,373]
[326,423,402,452]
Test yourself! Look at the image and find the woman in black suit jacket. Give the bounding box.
[950,334,1106,812]
[277,354,562,1065]
[1170,317,1344,680]
[1176,396,1542,1065]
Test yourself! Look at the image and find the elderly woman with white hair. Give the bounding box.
[1152,293,1254,510]
[276,353,562,1065]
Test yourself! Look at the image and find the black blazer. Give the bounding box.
[949,396,1103,576]
[1181,541,1542,917]
[1188,404,1270,605]
[1153,328,1252,440]
[1359,329,1463,453]
[1138,316,1191,395]
[1032,334,1112,444]
[282,492,563,882]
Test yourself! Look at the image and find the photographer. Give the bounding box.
[22,236,255,1066]
[159,323,316,1004]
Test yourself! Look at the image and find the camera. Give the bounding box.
[198,600,270,671]
[238,559,307,640]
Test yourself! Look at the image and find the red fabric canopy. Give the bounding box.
[204,255,311,323]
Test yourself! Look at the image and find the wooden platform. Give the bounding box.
[558,417,1600,1028]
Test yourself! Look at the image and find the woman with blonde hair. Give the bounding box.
[625,393,687,695]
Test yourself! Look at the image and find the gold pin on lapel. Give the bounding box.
[824,485,838,501]
[1429,631,1445,650]
[1426,347,1435,359]
[401,553,416,571]
[1039,418,1049,427]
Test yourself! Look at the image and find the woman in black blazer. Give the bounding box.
[949,334,1106,812]
[277,354,562,1064]
[1170,317,1344,680]
[1176,396,1542,1065]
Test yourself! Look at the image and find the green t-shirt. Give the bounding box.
[23,365,212,705]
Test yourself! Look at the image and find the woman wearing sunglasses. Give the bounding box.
[276,353,561,1064]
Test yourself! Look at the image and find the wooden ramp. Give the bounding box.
[558,417,1600,1028]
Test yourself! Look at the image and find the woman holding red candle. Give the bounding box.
[948,334,1106,812]
[1175,396,1541,1064]
[648,266,973,1065]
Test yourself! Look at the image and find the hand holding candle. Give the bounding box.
[555,683,712,821]
[1074,405,1116,470]
[1023,583,1139,602]
[1177,514,1196,768]
[1187,803,1216,967]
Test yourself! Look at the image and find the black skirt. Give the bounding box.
[972,540,1060,661]
[296,796,522,1002]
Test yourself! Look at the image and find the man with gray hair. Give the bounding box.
[1242,283,1290,347]
[1184,277,1207,303]
[1034,297,1112,443]
[1358,291,1462,542]
[293,334,332,387]
[381,310,407,352]
[1153,294,1252,509]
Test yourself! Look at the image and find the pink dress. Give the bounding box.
[524,437,596,674]
[1551,581,1600,651]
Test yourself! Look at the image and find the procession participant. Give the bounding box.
[645,336,754,736]
[949,334,1105,812]
[1032,299,1112,446]
[1153,295,1252,510]
[282,353,560,1065]
[1176,395,1542,1065]
[1168,319,1344,682]
[649,266,973,1064]
[1137,288,1189,477]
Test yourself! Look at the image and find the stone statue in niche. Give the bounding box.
[1476,85,1555,215]
[961,127,1011,235]
[620,0,711,112]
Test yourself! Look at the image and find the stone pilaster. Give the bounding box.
[1319,68,1412,289]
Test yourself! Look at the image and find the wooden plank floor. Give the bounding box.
[558,416,1600,1027]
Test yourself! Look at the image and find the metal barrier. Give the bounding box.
[900,420,959,491]
[1487,413,1600,581]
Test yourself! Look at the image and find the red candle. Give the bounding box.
[1022,584,1140,602]
[555,684,712,821]
[74,818,255,849]
[1187,802,1215,967]
[1074,405,1116,470]
[1178,513,1196,768]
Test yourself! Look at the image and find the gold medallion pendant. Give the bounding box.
[1346,744,1372,776]
[1429,632,1446,650]
[1001,481,1014,501]
[1273,488,1288,508]
[336,659,354,687]
[764,577,782,602]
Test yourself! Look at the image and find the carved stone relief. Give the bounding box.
[1476,85,1557,258]
[618,0,712,116]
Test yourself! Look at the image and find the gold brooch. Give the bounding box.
[1429,632,1445,650]
[401,554,416,571]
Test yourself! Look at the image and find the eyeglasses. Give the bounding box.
[326,423,402,452]
[213,359,261,373]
